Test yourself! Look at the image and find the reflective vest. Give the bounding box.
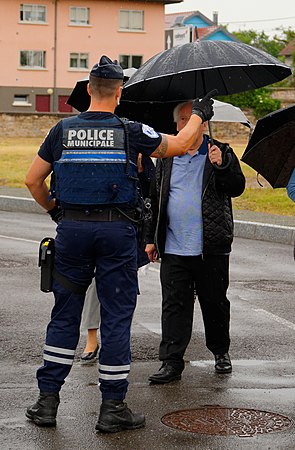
[53,115,139,207]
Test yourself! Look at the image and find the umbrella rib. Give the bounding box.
[215,68,229,96]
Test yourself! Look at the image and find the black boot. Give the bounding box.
[214,353,232,374]
[95,400,145,433]
[26,392,60,427]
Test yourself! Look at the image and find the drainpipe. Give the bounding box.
[52,0,58,112]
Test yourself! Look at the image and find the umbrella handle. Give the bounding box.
[208,120,214,145]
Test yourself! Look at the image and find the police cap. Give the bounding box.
[90,55,124,80]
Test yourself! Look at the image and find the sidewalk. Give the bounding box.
[0,186,295,245]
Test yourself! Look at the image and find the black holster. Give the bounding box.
[38,237,55,292]
[137,197,152,250]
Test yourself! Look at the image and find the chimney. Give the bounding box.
[213,11,218,25]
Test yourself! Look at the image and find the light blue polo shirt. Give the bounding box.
[165,136,208,256]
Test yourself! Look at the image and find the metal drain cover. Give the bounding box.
[161,406,293,436]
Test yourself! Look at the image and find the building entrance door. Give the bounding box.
[36,95,50,112]
[58,95,72,113]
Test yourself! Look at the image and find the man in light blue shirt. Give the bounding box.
[147,101,245,384]
[165,135,207,256]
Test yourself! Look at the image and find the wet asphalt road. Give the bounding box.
[0,210,294,449]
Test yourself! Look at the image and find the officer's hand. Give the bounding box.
[47,204,63,224]
[192,89,218,123]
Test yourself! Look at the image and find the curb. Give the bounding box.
[0,195,43,214]
[234,219,295,246]
[1,195,295,245]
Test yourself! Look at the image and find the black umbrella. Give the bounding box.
[67,76,89,112]
[121,40,292,102]
[116,99,252,134]
[67,68,137,112]
[241,105,295,188]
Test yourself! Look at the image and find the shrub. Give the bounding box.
[217,88,281,119]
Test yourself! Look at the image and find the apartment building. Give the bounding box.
[0,0,181,113]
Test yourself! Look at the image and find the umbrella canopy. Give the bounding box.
[67,68,137,112]
[212,100,252,127]
[116,99,252,134]
[241,105,295,188]
[121,40,292,102]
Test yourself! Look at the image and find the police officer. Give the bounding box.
[25,55,214,433]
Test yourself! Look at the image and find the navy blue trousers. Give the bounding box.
[159,254,230,371]
[37,219,138,400]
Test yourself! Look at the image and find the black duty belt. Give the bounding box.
[63,208,135,222]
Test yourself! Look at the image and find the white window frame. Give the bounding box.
[69,7,90,25]
[19,50,46,69]
[69,53,89,70]
[119,10,144,32]
[20,4,47,23]
[12,94,32,107]
[119,54,143,69]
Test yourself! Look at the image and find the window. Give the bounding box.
[12,95,32,106]
[20,51,46,68]
[69,53,89,69]
[119,55,142,69]
[20,4,46,23]
[119,10,144,31]
[69,7,89,25]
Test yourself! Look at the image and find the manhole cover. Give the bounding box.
[161,406,293,437]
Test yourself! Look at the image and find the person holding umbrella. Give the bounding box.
[24,56,215,433]
[146,101,245,384]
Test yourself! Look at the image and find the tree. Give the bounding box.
[221,28,295,115]
[233,28,295,58]
[217,89,281,119]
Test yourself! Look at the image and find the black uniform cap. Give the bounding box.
[90,55,124,80]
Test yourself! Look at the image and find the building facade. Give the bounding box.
[0,0,181,113]
[165,10,239,49]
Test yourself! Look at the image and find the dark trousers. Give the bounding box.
[37,219,138,401]
[159,253,230,372]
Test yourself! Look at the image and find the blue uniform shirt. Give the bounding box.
[165,136,208,256]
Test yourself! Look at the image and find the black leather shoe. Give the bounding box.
[214,353,232,374]
[95,400,145,433]
[80,345,99,364]
[148,364,182,384]
[26,392,60,427]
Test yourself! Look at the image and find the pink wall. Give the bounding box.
[0,0,166,89]
[0,0,55,87]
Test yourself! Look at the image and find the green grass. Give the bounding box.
[233,188,294,215]
[231,141,294,217]
[0,137,43,187]
[0,137,294,216]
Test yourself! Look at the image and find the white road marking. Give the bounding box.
[0,234,39,244]
[254,308,295,331]
[0,195,34,201]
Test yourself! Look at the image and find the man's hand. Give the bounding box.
[47,204,63,224]
[145,244,158,262]
[192,89,217,123]
[208,144,222,166]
